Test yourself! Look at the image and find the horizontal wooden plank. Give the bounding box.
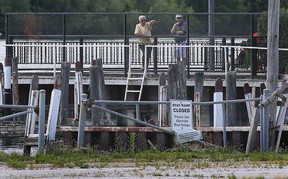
[59,126,172,133]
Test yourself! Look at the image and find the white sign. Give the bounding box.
[170,100,193,130]
[170,100,203,144]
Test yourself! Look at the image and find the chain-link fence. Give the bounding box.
[5,12,273,77]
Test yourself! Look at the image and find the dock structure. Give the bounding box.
[1,12,288,152]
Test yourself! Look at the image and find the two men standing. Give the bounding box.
[134,14,187,70]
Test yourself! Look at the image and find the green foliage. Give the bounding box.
[257,10,288,73]
[114,132,126,152]
[2,144,288,170]
[128,132,137,153]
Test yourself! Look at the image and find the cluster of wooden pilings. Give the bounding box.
[2,55,288,153]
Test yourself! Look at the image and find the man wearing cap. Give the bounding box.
[134,15,156,70]
[171,14,187,62]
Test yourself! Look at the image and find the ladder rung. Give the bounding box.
[127,90,141,93]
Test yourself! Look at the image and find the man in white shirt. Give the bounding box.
[134,15,156,70]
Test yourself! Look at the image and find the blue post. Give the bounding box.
[261,89,270,152]
[222,102,227,147]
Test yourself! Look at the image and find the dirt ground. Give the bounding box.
[1,161,288,178]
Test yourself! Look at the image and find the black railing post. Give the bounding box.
[222,37,226,71]
[230,37,235,71]
[5,14,13,58]
[251,14,257,79]
[79,37,83,70]
[204,47,208,70]
[124,14,128,77]
[153,37,158,74]
[62,14,66,62]
[186,13,190,78]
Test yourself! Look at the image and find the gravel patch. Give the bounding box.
[1,162,288,178]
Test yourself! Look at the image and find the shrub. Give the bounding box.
[257,10,288,73]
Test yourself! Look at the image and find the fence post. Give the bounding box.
[77,93,87,148]
[261,89,270,152]
[79,37,83,70]
[38,89,45,152]
[124,13,128,77]
[230,38,235,71]
[153,37,158,74]
[221,38,226,71]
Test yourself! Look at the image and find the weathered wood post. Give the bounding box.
[59,62,70,125]
[12,57,19,105]
[167,64,177,101]
[90,59,106,126]
[158,73,168,127]
[267,0,280,148]
[226,71,236,126]
[167,61,187,127]
[177,61,187,99]
[167,61,187,99]
[194,72,204,127]
[167,61,187,100]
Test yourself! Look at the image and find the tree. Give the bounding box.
[0,0,30,36]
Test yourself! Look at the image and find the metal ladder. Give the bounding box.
[124,65,147,101]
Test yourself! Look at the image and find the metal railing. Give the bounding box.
[8,38,249,75]
[91,96,267,149]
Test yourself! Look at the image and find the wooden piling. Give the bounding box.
[90,59,106,126]
[60,62,71,125]
[177,61,187,99]
[226,71,236,126]
[167,61,187,100]
[194,72,204,127]
[12,57,19,105]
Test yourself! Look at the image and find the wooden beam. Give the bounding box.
[267,0,280,148]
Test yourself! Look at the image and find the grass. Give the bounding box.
[0,143,288,170]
